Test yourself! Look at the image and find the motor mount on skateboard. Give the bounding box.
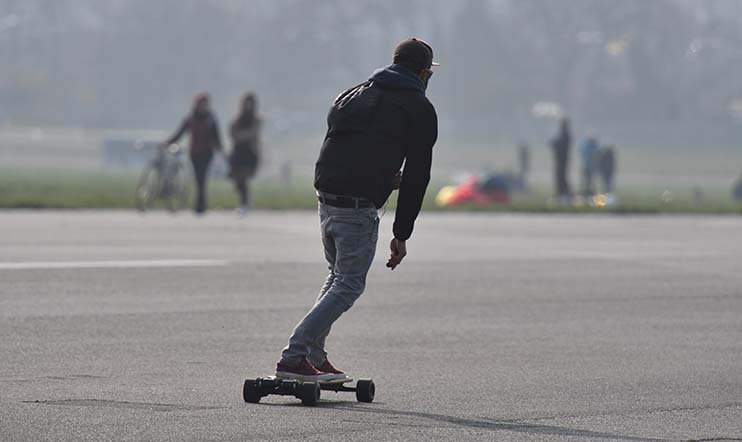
[243,377,375,406]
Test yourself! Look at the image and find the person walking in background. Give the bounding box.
[229,92,262,216]
[598,145,616,195]
[580,135,600,197]
[166,93,223,214]
[273,38,438,381]
[550,117,572,204]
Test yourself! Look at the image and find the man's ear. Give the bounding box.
[418,69,433,81]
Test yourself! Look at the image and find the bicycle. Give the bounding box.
[135,143,190,212]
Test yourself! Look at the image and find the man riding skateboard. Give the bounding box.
[275,38,439,382]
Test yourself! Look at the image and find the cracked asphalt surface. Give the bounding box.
[1,211,741,441]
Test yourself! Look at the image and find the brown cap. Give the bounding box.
[393,38,439,71]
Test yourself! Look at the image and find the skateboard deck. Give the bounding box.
[267,375,353,385]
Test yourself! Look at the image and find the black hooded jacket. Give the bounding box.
[314,64,438,241]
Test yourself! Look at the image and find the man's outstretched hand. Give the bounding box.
[386,238,407,270]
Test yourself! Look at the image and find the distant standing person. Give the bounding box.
[166,93,223,214]
[550,117,572,204]
[229,92,262,215]
[517,141,530,189]
[580,135,600,197]
[598,145,616,194]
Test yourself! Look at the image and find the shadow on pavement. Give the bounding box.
[306,402,669,441]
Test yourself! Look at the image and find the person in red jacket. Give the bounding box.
[166,93,223,214]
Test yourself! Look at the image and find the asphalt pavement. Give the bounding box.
[1,210,740,441]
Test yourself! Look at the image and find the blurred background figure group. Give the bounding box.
[435,117,622,210]
[165,91,262,215]
[549,117,618,207]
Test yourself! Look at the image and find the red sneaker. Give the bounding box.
[275,358,336,382]
[315,359,348,380]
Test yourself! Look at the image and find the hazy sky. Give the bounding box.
[3,0,742,147]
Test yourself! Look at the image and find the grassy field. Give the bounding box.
[0,168,316,210]
[1,167,740,214]
[1,126,741,213]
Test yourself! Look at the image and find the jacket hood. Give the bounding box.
[369,64,425,94]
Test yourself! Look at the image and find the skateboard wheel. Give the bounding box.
[257,378,276,394]
[243,379,261,403]
[355,379,375,403]
[299,382,320,406]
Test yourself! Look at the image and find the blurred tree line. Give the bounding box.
[2,0,742,147]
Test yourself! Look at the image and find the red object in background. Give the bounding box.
[446,176,510,205]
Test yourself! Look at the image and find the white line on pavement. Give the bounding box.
[0,259,229,270]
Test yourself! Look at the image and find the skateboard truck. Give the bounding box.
[243,377,375,406]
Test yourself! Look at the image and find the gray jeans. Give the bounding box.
[280,202,379,367]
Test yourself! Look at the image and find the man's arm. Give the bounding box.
[393,140,433,241]
[387,102,437,269]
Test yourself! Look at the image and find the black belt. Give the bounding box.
[316,191,375,209]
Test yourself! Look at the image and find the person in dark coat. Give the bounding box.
[550,117,572,203]
[598,145,616,194]
[229,92,262,215]
[274,38,438,381]
[166,93,223,214]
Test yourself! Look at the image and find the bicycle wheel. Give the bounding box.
[135,166,160,211]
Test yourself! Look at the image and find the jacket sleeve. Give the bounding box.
[393,101,438,241]
[166,117,189,145]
